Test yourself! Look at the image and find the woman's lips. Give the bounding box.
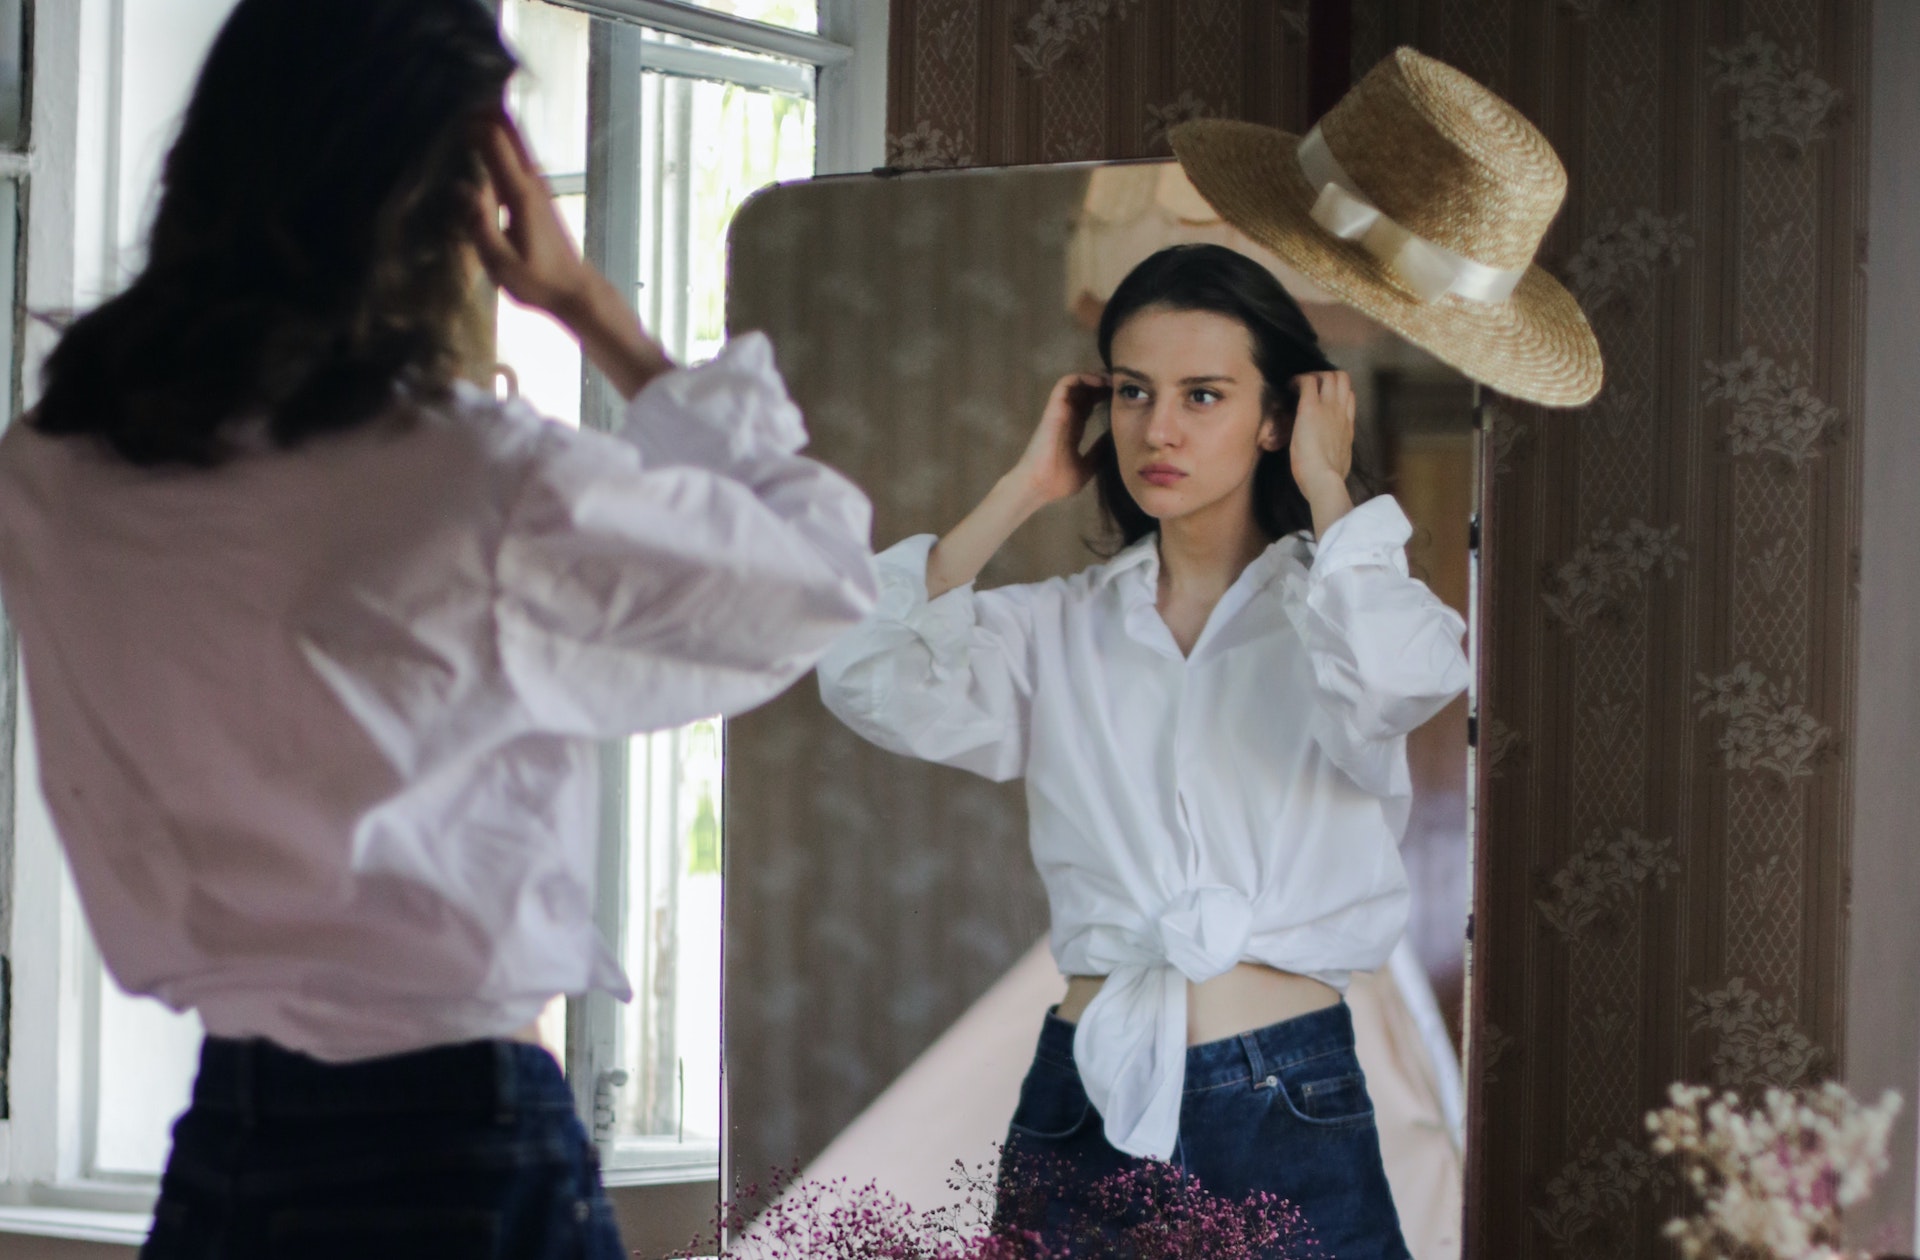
[1139,465,1187,488]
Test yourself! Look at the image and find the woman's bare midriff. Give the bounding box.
[510,1020,557,1058]
[1055,963,1341,1045]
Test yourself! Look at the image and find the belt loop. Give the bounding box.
[236,1039,257,1130]
[1239,1031,1268,1087]
[494,1040,517,1126]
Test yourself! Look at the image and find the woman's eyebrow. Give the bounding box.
[1109,368,1238,386]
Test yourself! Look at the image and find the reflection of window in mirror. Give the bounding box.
[488,0,865,1184]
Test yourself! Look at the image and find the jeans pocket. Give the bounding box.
[1271,1056,1376,1129]
[268,1207,499,1259]
[1006,1057,1094,1140]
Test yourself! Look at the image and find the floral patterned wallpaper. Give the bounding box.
[1350,3,1864,1257]
[884,0,1310,169]
[878,1,1870,1256]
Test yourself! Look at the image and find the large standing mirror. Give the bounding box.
[721,159,1480,1259]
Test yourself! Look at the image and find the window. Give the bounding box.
[76,0,259,1185]
[0,0,885,1230]
[74,0,243,1189]
[492,0,884,1184]
[3,3,237,1228]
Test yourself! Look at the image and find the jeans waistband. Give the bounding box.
[1034,1001,1357,1092]
[191,1037,571,1125]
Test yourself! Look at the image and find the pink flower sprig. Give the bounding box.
[663,1147,1322,1260]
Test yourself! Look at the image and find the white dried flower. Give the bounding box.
[1647,1080,1901,1260]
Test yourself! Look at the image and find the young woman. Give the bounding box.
[817,243,1470,1259]
[0,2,874,1255]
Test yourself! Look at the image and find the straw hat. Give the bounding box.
[1169,48,1602,406]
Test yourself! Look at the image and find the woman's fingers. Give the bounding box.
[469,110,598,316]
[1048,373,1106,425]
[473,121,538,262]
[476,129,525,223]
[1293,371,1356,426]
[469,181,518,279]
[480,112,542,203]
[1289,370,1355,485]
[468,157,531,284]
[1066,373,1110,414]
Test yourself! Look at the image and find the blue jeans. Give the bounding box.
[994,1002,1411,1260]
[140,1036,624,1259]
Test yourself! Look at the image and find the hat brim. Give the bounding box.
[1169,119,1603,408]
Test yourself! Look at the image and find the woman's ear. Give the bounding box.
[1257,412,1286,453]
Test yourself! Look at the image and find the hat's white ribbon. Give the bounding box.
[1296,125,1526,305]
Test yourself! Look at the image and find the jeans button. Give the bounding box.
[574,1199,591,1223]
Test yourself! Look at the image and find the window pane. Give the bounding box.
[77,5,234,1179]
[637,70,814,363]
[686,77,814,362]
[504,0,591,177]
[0,0,24,151]
[618,720,723,1143]
[686,0,818,34]
[93,984,202,1177]
[612,41,815,1150]
[115,0,243,283]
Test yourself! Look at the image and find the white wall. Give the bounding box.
[1845,0,1920,1251]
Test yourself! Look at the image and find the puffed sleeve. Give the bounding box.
[495,333,878,737]
[1298,496,1470,797]
[815,535,1044,783]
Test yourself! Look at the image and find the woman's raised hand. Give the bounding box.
[472,110,674,399]
[471,111,598,320]
[1290,370,1357,537]
[927,372,1108,599]
[1010,373,1109,507]
[1289,371,1356,496]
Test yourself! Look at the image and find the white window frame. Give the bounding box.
[545,0,888,178]
[0,0,165,1244]
[528,0,887,1186]
[0,0,888,1235]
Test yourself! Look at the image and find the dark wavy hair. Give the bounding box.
[31,0,517,467]
[1090,244,1348,550]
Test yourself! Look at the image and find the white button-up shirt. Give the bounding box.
[0,334,876,1062]
[816,495,1469,1159]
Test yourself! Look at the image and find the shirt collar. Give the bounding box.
[1091,534,1162,588]
[1092,530,1317,595]
[1096,530,1316,660]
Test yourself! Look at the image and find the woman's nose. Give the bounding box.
[1145,401,1182,448]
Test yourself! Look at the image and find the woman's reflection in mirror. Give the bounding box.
[818,244,1470,1259]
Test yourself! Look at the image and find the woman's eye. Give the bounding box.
[1188,389,1221,406]
[1116,384,1148,402]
